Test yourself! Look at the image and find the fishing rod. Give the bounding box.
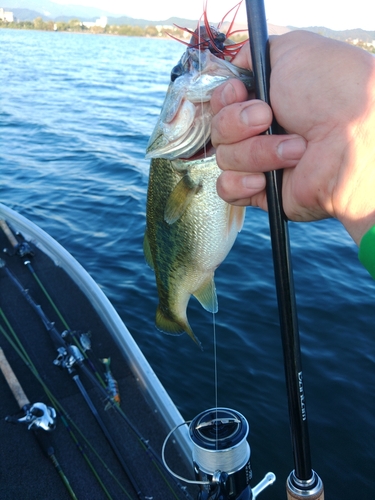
[0,221,194,498]
[244,2,324,499]
[0,346,78,500]
[0,260,145,500]
[0,218,195,499]
[0,310,136,500]
[0,256,192,499]
[0,219,108,390]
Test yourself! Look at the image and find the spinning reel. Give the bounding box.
[163,407,275,500]
[6,402,56,432]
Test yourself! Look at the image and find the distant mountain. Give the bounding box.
[289,26,375,42]
[3,2,375,42]
[4,0,114,19]
[7,8,49,21]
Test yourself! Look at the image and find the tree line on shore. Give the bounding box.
[1,16,373,53]
[0,16,248,42]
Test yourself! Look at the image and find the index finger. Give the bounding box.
[210,78,249,115]
[211,99,272,147]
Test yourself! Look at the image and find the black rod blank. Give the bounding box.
[244,0,313,481]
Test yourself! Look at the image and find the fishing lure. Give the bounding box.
[101,357,120,409]
[170,0,248,61]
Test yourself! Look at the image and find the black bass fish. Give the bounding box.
[144,8,254,347]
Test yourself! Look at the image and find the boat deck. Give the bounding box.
[0,223,196,499]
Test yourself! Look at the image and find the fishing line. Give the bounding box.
[197,9,219,446]
[197,13,208,161]
[212,309,219,448]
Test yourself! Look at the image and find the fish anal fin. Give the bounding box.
[143,233,154,270]
[193,275,218,314]
[156,306,202,349]
[164,175,201,224]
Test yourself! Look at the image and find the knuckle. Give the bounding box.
[249,138,266,169]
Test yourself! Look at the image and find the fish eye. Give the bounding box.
[171,63,183,82]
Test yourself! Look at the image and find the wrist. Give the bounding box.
[336,53,375,245]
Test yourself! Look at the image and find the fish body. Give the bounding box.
[144,23,253,346]
[144,156,245,346]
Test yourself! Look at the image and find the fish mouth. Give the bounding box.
[185,140,216,161]
[146,47,254,162]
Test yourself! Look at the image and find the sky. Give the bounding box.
[52,0,375,31]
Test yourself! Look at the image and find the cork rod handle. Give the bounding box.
[0,347,30,408]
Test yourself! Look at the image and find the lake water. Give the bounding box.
[0,29,374,499]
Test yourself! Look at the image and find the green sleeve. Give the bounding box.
[358,225,375,280]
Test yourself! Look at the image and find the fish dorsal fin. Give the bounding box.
[228,205,246,236]
[143,233,154,270]
[164,174,201,224]
[193,275,218,314]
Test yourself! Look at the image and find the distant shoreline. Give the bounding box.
[0,20,373,53]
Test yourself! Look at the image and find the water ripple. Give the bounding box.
[0,29,374,499]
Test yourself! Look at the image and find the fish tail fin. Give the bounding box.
[155,306,202,350]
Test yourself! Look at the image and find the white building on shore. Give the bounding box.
[0,7,14,22]
[82,16,107,29]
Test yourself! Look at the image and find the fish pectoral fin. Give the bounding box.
[143,233,155,270]
[164,175,201,224]
[193,276,218,314]
[156,306,202,349]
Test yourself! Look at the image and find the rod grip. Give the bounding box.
[287,489,324,500]
[0,347,30,408]
[0,219,19,248]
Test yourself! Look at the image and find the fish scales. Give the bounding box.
[144,22,253,347]
[145,155,245,347]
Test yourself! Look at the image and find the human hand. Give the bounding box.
[211,31,375,245]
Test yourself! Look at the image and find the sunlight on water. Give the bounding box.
[0,29,374,499]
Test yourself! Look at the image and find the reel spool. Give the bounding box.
[189,407,252,499]
[162,407,275,500]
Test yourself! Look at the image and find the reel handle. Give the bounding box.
[252,472,276,499]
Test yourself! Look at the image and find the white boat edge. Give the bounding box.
[0,203,193,470]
